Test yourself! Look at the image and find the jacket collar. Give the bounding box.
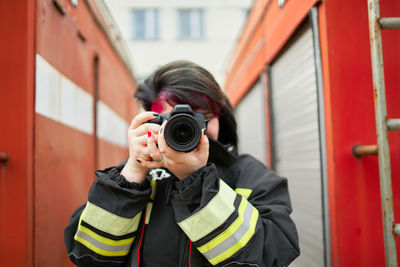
[207,138,236,167]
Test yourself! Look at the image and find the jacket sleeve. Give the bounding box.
[64,166,151,266]
[170,157,300,267]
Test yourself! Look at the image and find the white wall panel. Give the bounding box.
[60,75,78,129]
[36,54,129,147]
[35,55,61,121]
[35,55,129,147]
[97,101,129,148]
[270,25,324,267]
[36,54,94,135]
[77,89,94,134]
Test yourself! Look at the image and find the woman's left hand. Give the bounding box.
[140,121,209,179]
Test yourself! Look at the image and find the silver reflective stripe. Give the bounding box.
[201,200,254,260]
[76,229,131,252]
[178,180,236,242]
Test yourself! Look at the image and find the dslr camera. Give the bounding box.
[148,104,208,152]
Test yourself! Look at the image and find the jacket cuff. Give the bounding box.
[171,163,221,222]
[109,167,150,191]
[174,163,217,195]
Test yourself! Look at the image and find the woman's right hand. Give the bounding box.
[121,112,160,183]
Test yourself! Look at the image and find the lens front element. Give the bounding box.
[172,122,194,144]
[164,114,201,152]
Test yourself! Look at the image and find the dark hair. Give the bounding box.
[135,60,238,150]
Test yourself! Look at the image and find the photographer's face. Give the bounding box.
[160,101,219,140]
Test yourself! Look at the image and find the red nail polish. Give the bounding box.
[148,131,152,138]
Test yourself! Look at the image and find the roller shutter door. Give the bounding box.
[270,24,325,267]
[235,79,267,164]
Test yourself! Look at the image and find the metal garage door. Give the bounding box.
[235,78,267,164]
[270,22,326,267]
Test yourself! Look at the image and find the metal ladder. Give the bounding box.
[353,0,400,266]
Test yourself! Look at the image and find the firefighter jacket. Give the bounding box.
[64,138,300,267]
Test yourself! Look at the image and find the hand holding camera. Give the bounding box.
[122,104,210,182]
[121,111,161,183]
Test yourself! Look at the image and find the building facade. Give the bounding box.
[104,0,252,85]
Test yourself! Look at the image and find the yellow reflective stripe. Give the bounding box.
[78,224,134,246]
[209,207,259,265]
[150,180,157,200]
[145,202,153,224]
[178,180,236,242]
[198,197,247,253]
[235,188,252,199]
[83,201,142,236]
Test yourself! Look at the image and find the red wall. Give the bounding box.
[0,1,35,266]
[0,1,137,265]
[320,0,400,266]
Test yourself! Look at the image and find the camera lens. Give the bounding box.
[171,122,194,144]
[164,114,201,152]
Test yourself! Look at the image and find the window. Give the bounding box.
[178,9,204,40]
[131,9,159,40]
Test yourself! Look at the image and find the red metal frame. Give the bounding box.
[317,4,339,266]
[262,70,274,169]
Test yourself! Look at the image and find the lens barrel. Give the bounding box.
[164,114,202,152]
[146,104,206,152]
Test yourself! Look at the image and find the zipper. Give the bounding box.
[180,235,191,267]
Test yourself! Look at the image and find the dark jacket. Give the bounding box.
[64,139,299,267]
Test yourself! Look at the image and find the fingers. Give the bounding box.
[157,120,168,154]
[147,131,162,161]
[127,134,151,162]
[133,123,161,136]
[132,134,149,144]
[196,129,209,155]
[139,159,163,169]
[129,112,159,130]
[139,131,163,169]
[127,112,161,166]
[135,147,152,162]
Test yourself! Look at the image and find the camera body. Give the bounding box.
[148,104,208,152]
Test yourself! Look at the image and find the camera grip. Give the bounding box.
[147,116,164,125]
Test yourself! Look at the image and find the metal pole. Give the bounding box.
[387,119,400,131]
[310,6,331,267]
[380,18,400,30]
[352,145,378,157]
[0,152,9,165]
[367,0,398,266]
[395,224,400,237]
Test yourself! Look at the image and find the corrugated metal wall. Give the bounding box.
[235,79,267,163]
[270,24,325,267]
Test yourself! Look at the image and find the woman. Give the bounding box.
[65,60,299,267]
